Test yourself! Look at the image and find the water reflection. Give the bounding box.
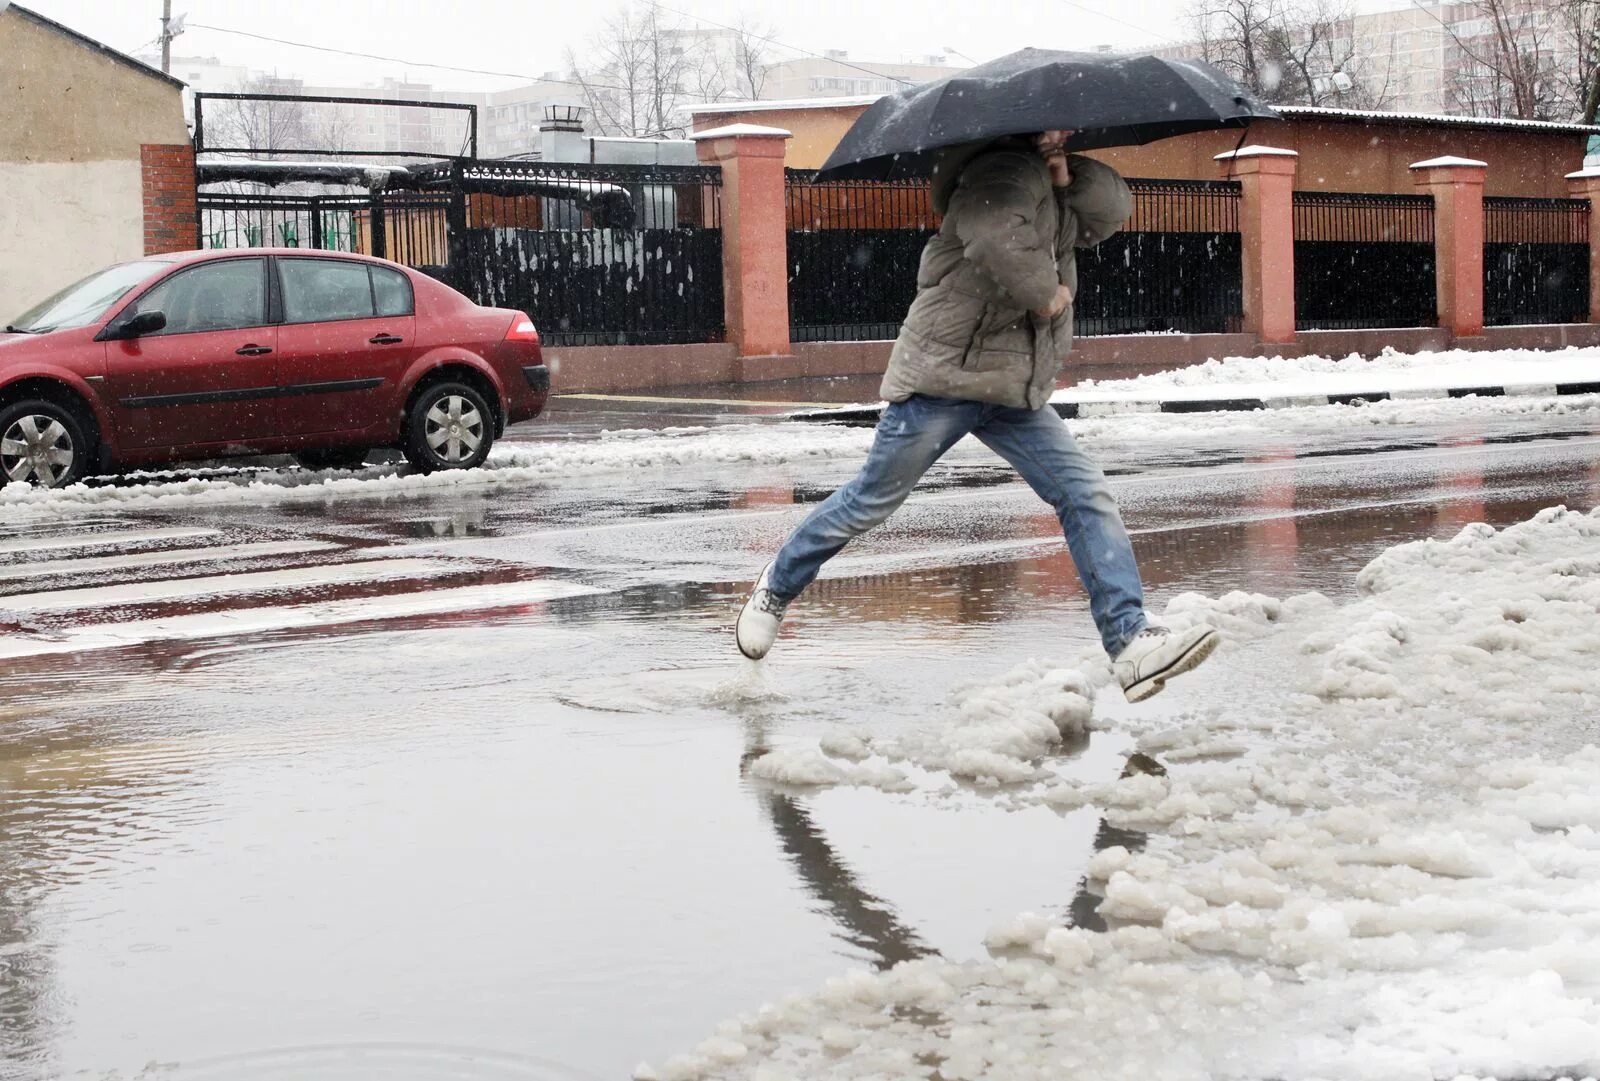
[740,722,936,970]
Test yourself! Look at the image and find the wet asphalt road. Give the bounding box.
[0,393,1597,1081]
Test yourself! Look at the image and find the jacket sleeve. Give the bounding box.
[947,152,1061,312]
[1062,155,1132,248]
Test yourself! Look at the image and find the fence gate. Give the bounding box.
[197,163,726,347]
[1484,197,1590,326]
[1294,191,1437,330]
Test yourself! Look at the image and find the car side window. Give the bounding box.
[280,259,378,324]
[371,266,414,318]
[130,259,267,335]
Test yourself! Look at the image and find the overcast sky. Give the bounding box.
[25,0,1225,91]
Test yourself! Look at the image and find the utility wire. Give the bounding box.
[1050,0,1184,47]
[183,21,636,94]
[649,2,915,84]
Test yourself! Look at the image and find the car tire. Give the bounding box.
[294,447,371,471]
[402,381,494,474]
[0,398,96,489]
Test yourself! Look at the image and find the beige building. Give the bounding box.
[0,4,189,317]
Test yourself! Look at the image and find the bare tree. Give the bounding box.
[1441,0,1565,120]
[1189,0,1396,107]
[728,16,774,100]
[566,3,707,138]
[211,76,315,155]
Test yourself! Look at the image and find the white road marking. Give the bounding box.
[0,540,341,582]
[0,527,220,555]
[0,579,601,659]
[0,558,456,612]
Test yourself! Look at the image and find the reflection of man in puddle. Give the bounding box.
[734,131,1218,703]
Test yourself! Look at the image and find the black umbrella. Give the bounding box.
[817,49,1280,181]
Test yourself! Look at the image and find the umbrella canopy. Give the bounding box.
[817,49,1280,181]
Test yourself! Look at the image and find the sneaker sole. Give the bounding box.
[1122,629,1220,703]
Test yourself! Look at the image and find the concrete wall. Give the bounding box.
[0,160,145,316]
[0,6,189,314]
[693,103,1589,197]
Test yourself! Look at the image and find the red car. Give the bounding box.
[0,249,550,488]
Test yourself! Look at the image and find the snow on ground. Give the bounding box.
[658,507,1600,1081]
[4,391,1596,521]
[1062,344,1600,404]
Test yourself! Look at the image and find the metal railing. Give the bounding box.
[783,172,1244,342]
[785,171,936,342]
[447,161,725,346]
[1076,179,1243,336]
[1293,191,1437,330]
[198,162,726,347]
[1484,196,1590,326]
[198,191,455,266]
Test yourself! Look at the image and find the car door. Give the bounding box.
[272,257,417,437]
[104,257,279,450]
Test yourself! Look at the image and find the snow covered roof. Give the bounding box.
[1410,155,1489,169]
[1214,146,1299,160]
[688,95,1600,137]
[690,124,793,140]
[1277,105,1600,136]
[688,96,883,116]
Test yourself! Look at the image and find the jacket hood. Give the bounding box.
[929,136,1036,214]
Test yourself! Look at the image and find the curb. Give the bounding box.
[787,380,1600,426]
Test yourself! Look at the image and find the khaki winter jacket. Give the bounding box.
[880,142,1132,411]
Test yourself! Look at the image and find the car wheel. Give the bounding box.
[294,447,371,471]
[0,399,95,489]
[403,382,493,474]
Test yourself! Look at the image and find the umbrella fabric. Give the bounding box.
[817,48,1280,181]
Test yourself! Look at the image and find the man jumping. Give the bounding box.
[736,130,1218,702]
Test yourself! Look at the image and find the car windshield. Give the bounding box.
[5,260,169,334]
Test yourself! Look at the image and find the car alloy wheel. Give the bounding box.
[423,394,485,464]
[2,413,76,487]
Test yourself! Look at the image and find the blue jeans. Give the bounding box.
[767,395,1147,657]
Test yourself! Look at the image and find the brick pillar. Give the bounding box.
[693,124,792,357]
[1565,167,1600,324]
[141,143,198,254]
[1216,146,1299,345]
[1412,156,1488,339]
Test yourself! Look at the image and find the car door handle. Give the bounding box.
[235,345,273,356]
[368,334,403,345]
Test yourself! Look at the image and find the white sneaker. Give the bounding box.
[1114,623,1219,702]
[736,562,791,660]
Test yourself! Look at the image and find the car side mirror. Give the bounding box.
[107,309,167,340]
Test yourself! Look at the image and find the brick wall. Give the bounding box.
[140,143,197,254]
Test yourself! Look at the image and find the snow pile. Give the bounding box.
[656,507,1600,1081]
[1071,343,1598,395]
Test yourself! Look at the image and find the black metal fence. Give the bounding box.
[199,191,453,263]
[1294,191,1437,330]
[1484,196,1590,326]
[450,161,724,346]
[1076,179,1243,336]
[785,171,936,342]
[198,162,725,346]
[783,172,1243,341]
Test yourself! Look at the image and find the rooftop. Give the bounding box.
[8,3,185,90]
[689,94,1600,136]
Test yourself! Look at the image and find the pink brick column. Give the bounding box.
[693,124,793,357]
[141,143,198,254]
[1216,146,1299,345]
[1565,167,1600,324]
[1412,156,1488,339]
